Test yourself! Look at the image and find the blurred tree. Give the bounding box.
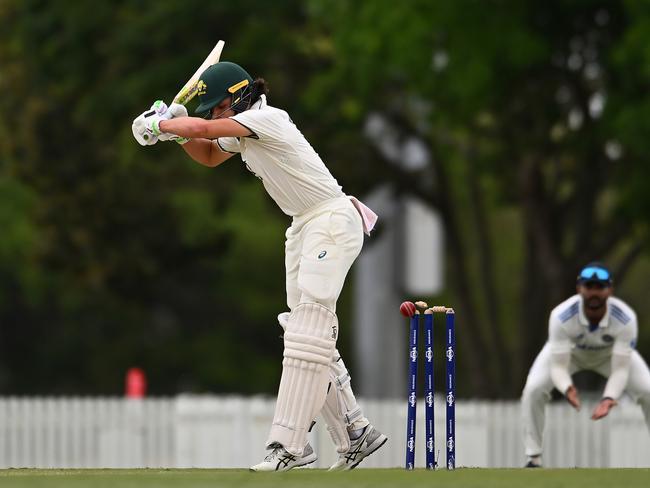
[0,0,315,394]
[304,0,650,396]
[1,0,650,398]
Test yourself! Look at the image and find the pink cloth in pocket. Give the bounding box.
[349,196,378,236]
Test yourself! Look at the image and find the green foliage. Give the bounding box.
[1,0,650,397]
[0,0,301,394]
[0,176,43,306]
[304,0,650,395]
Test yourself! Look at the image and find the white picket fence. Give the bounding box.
[0,396,648,468]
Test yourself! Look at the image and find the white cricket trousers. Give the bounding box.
[521,342,650,456]
[285,196,364,312]
[285,196,369,432]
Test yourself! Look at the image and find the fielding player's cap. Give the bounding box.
[576,262,612,286]
[194,61,253,115]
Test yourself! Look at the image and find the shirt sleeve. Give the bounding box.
[231,109,287,142]
[550,351,573,394]
[603,304,637,399]
[216,137,241,154]
[603,353,631,399]
[548,311,572,354]
[612,311,637,356]
[548,310,573,393]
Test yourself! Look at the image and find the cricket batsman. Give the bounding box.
[131,61,387,471]
[521,262,650,467]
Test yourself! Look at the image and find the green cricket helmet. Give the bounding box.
[194,61,254,115]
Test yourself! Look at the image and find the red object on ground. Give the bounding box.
[125,367,147,398]
[400,301,417,318]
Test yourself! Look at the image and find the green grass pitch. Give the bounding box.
[1,468,649,488]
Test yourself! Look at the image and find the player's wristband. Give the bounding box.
[150,118,162,136]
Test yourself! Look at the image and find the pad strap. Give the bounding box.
[320,353,369,453]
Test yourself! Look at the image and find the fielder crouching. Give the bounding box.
[521,262,650,467]
[132,61,387,471]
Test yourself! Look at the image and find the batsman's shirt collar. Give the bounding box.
[249,94,267,111]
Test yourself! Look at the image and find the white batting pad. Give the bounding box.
[321,354,368,453]
[277,311,290,331]
[267,303,338,455]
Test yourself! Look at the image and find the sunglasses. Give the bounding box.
[578,267,610,281]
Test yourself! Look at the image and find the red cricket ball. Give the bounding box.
[400,301,417,318]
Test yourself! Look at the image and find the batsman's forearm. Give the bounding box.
[180,139,212,165]
[160,117,211,138]
[160,117,252,139]
[181,139,233,168]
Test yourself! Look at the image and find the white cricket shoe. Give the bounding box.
[328,425,388,471]
[249,442,317,472]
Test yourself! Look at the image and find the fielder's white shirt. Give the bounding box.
[216,95,344,216]
[549,294,637,362]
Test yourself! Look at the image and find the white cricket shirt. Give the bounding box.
[216,95,344,216]
[548,294,637,362]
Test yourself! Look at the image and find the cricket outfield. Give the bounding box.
[0,468,649,488]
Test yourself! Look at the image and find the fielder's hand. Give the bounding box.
[565,385,581,411]
[591,397,617,420]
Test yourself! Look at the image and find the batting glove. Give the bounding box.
[132,101,190,146]
[168,102,188,118]
[132,113,157,146]
[156,101,190,144]
[132,101,168,146]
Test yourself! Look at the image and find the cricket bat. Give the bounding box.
[173,40,225,106]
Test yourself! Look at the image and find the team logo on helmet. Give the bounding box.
[197,80,207,96]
